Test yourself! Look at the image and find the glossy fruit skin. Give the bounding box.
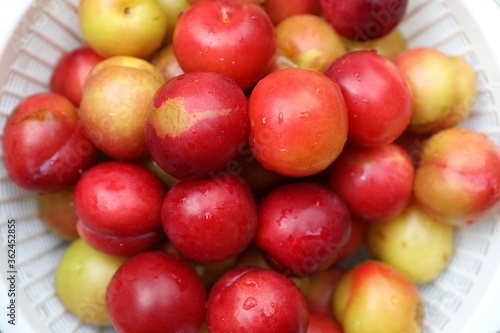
[145,71,249,180]
[56,238,127,326]
[106,251,207,333]
[162,174,258,263]
[74,161,168,256]
[263,0,321,25]
[366,200,454,284]
[307,312,344,333]
[393,47,458,134]
[303,268,345,317]
[320,0,408,41]
[50,46,105,107]
[328,143,414,222]
[80,62,165,161]
[275,14,346,72]
[336,218,367,261]
[173,0,276,90]
[37,186,79,240]
[206,266,309,333]
[324,50,412,147]
[249,67,348,177]
[255,182,352,277]
[151,44,185,81]
[333,260,423,333]
[342,28,407,62]
[2,92,98,194]
[78,0,168,59]
[414,127,500,225]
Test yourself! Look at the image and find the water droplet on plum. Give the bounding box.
[242,297,258,310]
[278,113,284,124]
[298,112,312,121]
[244,280,259,287]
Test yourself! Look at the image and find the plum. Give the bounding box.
[342,29,407,61]
[85,55,165,83]
[327,143,414,222]
[275,14,346,72]
[150,44,184,81]
[106,251,207,333]
[249,67,348,177]
[37,186,79,240]
[74,161,168,256]
[162,174,258,263]
[367,200,454,284]
[333,260,423,333]
[206,267,309,333]
[255,182,352,277]
[2,92,98,194]
[307,312,344,333]
[393,47,477,133]
[173,0,276,90]
[414,127,500,225]
[145,71,250,180]
[80,57,165,160]
[78,0,168,59]
[55,238,127,326]
[303,268,345,317]
[337,218,367,261]
[50,46,105,107]
[262,0,321,25]
[320,0,408,41]
[324,50,412,147]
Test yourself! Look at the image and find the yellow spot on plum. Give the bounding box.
[149,97,233,137]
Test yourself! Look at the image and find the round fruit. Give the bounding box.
[106,251,207,333]
[55,238,127,326]
[162,174,258,263]
[249,67,348,177]
[145,71,250,180]
[206,267,309,333]
[320,0,408,41]
[173,0,276,90]
[255,182,352,277]
[74,161,168,256]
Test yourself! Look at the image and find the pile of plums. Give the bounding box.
[3,0,499,332]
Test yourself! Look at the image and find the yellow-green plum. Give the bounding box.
[394,47,458,134]
[333,260,423,333]
[55,238,128,325]
[437,55,477,129]
[85,55,164,84]
[342,29,407,62]
[78,0,168,59]
[275,14,346,72]
[367,200,454,284]
[80,60,164,160]
[156,0,190,43]
[414,127,500,225]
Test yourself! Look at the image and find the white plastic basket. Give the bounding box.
[1,0,500,332]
